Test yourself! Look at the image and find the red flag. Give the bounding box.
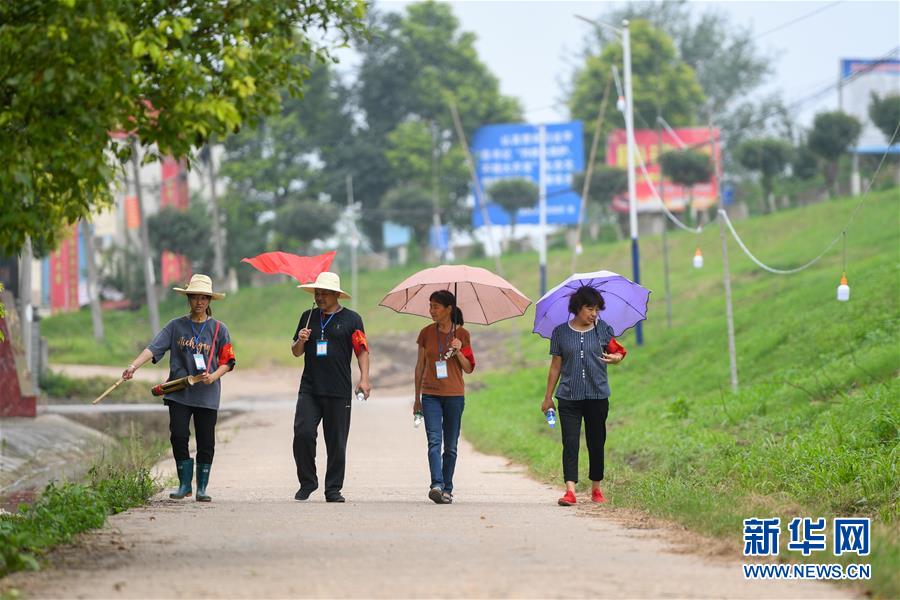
[241,251,336,283]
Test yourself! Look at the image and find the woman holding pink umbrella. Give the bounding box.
[414,290,476,504]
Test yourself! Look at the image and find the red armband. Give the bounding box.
[218,343,236,368]
[608,337,627,358]
[460,346,475,368]
[351,330,369,357]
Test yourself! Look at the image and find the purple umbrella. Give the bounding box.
[532,270,651,339]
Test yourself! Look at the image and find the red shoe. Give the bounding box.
[557,490,577,506]
[591,488,606,503]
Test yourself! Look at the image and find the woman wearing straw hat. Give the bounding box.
[291,271,370,503]
[122,274,236,502]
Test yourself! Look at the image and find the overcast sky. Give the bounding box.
[344,0,900,129]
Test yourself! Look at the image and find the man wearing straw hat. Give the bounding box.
[291,271,371,503]
[123,274,236,502]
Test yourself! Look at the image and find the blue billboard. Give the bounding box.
[470,121,584,227]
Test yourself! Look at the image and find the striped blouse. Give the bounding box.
[549,319,626,401]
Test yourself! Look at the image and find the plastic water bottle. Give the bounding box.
[546,408,556,428]
[356,390,366,402]
[414,411,424,428]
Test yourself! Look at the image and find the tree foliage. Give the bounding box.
[580,1,770,118]
[272,200,340,253]
[357,2,522,248]
[659,150,711,188]
[146,205,212,269]
[736,138,793,211]
[0,0,366,256]
[486,179,538,234]
[868,93,900,143]
[571,167,628,207]
[808,111,862,195]
[569,19,704,135]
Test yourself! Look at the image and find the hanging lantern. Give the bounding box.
[693,247,704,269]
[837,273,850,302]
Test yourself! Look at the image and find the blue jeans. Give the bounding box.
[422,394,465,493]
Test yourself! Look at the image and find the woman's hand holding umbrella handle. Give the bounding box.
[601,352,624,365]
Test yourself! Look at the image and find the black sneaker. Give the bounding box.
[325,493,345,503]
[428,487,445,504]
[294,488,315,501]
[442,491,453,504]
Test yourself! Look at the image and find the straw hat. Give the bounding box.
[298,271,351,299]
[173,274,226,300]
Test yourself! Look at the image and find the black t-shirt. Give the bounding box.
[293,307,365,398]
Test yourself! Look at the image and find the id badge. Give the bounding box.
[193,353,207,370]
[316,340,328,357]
[435,360,448,379]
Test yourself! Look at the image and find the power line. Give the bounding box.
[753,1,844,40]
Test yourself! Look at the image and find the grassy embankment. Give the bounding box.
[41,190,898,594]
[461,190,898,597]
[0,431,166,578]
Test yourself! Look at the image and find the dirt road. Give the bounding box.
[7,383,849,599]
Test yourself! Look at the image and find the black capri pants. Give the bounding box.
[558,397,609,483]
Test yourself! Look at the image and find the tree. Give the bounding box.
[272,200,340,254]
[147,205,213,270]
[0,0,367,257]
[218,61,354,262]
[581,1,769,117]
[659,150,711,221]
[572,167,628,238]
[736,139,792,213]
[807,111,862,197]
[379,184,433,257]
[577,1,788,177]
[868,93,900,142]
[486,179,539,238]
[791,145,819,181]
[569,19,704,135]
[572,167,628,207]
[353,2,522,248]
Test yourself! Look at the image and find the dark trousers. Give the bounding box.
[292,391,352,496]
[166,400,218,464]
[558,398,609,483]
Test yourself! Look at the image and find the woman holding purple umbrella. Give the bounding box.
[541,285,627,507]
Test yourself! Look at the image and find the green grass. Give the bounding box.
[462,189,900,598]
[0,430,165,578]
[40,189,899,594]
[39,370,150,403]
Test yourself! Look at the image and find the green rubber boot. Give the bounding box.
[169,459,193,499]
[196,463,212,502]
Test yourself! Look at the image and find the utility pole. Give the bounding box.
[430,123,444,264]
[571,75,613,273]
[622,19,643,345]
[658,120,672,329]
[80,220,105,341]
[448,99,503,275]
[708,113,738,392]
[204,144,225,282]
[130,139,160,334]
[18,236,33,374]
[346,174,358,310]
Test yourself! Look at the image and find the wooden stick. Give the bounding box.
[92,378,125,405]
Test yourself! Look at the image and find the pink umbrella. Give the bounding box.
[380,265,531,325]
